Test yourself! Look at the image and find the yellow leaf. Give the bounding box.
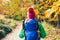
[34,9,38,15]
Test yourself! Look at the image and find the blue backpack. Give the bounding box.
[24,18,38,31]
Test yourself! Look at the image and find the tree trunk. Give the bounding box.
[57,14,60,28]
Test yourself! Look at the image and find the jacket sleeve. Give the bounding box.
[38,22,46,38]
[18,24,24,38]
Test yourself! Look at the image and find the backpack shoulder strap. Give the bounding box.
[36,21,39,30]
[22,20,25,30]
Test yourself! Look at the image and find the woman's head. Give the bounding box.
[27,7,35,19]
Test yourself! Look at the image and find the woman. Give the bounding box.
[19,7,46,40]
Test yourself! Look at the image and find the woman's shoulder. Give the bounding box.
[25,18,37,23]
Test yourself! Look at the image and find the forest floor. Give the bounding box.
[1,21,60,40]
[1,21,24,40]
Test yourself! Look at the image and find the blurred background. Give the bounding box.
[0,0,60,40]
